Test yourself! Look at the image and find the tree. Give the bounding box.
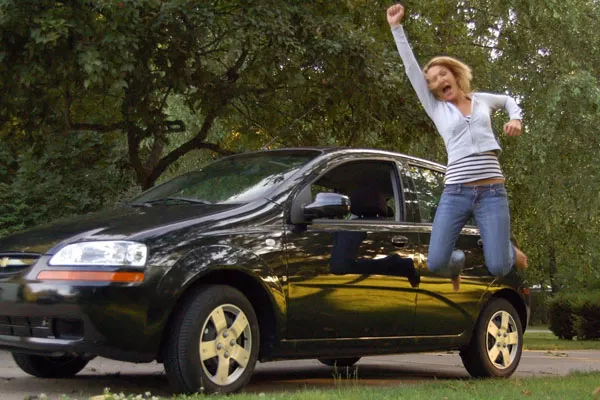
[1,0,438,191]
[1,0,600,293]
[0,131,131,237]
[455,0,600,291]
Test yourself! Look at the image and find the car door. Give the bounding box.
[284,157,421,340]
[403,161,494,336]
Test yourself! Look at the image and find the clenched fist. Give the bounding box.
[387,4,405,28]
[503,119,522,136]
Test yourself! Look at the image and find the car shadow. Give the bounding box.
[1,356,470,399]
[245,359,469,393]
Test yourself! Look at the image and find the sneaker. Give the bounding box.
[407,263,419,288]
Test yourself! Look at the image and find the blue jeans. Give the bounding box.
[427,183,516,277]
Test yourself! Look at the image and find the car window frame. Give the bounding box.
[294,155,408,225]
[402,160,477,228]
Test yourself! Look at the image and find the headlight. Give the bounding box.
[49,241,148,267]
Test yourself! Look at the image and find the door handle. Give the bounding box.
[477,238,484,247]
[391,236,409,247]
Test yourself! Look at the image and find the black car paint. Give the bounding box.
[0,148,529,364]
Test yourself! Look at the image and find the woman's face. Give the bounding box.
[425,65,462,102]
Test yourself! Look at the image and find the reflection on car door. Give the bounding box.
[284,159,420,340]
[404,163,493,336]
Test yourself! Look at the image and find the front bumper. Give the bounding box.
[0,257,163,362]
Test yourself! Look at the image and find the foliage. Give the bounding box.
[547,291,600,340]
[548,297,578,340]
[486,1,600,292]
[548,292,584,340]
[0,0,434,190]
[0,131,132,237]
[82,373,600,400]
[575,292,600,340]
[88,388,159,400]
[529,289,550,325]
[523,331,600,350]
[0,0,599,294]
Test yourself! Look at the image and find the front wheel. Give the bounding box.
[460,298,523,378]
[164,285,260,394]
[11,353,90,378]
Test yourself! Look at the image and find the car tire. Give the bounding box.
[164,285,260,394]
[460,298,523,378]
[11,353,89,378]
[318,357,361,367]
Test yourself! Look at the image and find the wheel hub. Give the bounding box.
[215,330,237,358]
[486,310,519,370]
[199,304,252,386]
[495,328,509,348]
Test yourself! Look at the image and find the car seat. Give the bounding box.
[349,185,388,219]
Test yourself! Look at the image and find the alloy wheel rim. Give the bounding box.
[485,310,519,370]
[199,303,252,386]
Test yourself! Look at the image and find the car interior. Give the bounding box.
[308,160,401,221]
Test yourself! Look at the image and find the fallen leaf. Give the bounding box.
[89,396,110,400]
[545,351,568,357]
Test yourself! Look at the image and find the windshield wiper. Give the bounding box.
[129,197,211,207]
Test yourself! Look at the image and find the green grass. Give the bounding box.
[95,372,600,400]
[91,326,600,400]
[524,328,600,350]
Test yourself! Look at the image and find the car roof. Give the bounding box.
[246,146,446,171]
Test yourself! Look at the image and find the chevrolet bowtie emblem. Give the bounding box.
[0,257,8,268]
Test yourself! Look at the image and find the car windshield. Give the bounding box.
[130,150,320,205]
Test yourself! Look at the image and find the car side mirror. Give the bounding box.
[303,193,350,221]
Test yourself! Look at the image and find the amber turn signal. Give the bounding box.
[37,271,144,283]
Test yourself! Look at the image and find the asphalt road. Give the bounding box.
[2,350,600,400]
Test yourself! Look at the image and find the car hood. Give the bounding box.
[0,203,239,254]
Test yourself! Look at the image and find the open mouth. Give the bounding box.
[442,85,452,94]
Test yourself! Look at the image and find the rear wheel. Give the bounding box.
[11,353,89,378]
[164,285,260,394]
[318,357,361,367]
[460,298,523,378]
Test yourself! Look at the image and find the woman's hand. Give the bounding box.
[504,119,522,136]
[387,4,405,28]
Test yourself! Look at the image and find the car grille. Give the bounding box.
[0,253,40,274]
[0,316,83,340]
[0,316,53,338]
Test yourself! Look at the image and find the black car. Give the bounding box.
[0,148,529,394]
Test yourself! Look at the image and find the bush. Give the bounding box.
[529,289,551,325]
[575,292,600,340]
[0,132,133,238]
[548,293,583,340]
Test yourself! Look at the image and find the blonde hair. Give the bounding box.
[424,56,473,95]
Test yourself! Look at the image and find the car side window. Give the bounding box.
[310,160,400,221]
[408,165,444,224]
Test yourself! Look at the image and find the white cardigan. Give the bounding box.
[391,25,522,165]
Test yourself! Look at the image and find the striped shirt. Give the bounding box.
[445,152,504,184]
[444,115,504,184]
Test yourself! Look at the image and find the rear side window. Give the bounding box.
[408,166,445,223]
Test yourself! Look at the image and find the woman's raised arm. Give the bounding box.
[387,4,439,117]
